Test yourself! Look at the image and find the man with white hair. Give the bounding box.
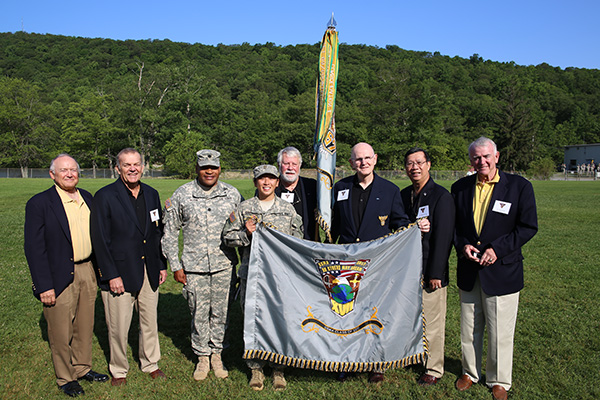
[275,146,318,241]
[25,154,108,397]
[452,137,538,400]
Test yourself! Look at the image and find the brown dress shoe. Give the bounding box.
[368,372,385,383]
[111,377,126,386]
[149,369,166,380]
[418,373,440,386]
[456,374,473,391]
[492,385,508,400]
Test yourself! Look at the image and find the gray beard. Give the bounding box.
[280,173,298,185]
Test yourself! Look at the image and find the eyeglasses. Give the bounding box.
[352,155,375,163]
[405,160,427,168]
[57,168,78,174]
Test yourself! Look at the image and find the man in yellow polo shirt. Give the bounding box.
[25,154,108,397]
[451,137,538,400]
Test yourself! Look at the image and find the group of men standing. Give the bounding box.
[24,136,536,400]
[24,148,167,397]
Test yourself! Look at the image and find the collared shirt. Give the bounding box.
[351,176,373,231]
[121,179,147,232]
[55,185,92,262]
[473,172,500,235]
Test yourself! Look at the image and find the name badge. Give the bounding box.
[281,192,295,203]
[150,209,160,222]
[492,200,511,215]
[417,205,430,218]
[337,189,349,201]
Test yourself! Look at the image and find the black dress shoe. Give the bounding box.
[337,372,350,382]
[59,381,85,397]
[79,370,109,382]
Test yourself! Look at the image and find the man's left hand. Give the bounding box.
[429,279,442,290]
[417,218,430,233]
[479,248,497,266]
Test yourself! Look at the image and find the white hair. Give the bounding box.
[49,153,80,173]
[277,147,303,166]
[469,137,497,154]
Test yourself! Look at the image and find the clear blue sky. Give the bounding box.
[2,0,599,69]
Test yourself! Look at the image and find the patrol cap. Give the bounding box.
[196,150,220,168]
[253,164,279,179]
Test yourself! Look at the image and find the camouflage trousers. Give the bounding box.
[239,278,284,371]
[184,269,235,357]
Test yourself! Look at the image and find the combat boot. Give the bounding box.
[211,353,229,379]
[272,369,287,391]
[249,368,264,391]
[193,356,210,381]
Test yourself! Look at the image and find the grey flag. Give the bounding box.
[244,224,425,372]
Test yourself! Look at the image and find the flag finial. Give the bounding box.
[327,13,337,29]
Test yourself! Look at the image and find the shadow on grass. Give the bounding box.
[38,287,448,385]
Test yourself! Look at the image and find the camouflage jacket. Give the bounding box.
[162,180,242,273]
[222,196,303,279]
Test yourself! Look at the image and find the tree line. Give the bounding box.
[1,31,599,178]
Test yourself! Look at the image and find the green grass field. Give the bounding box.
[0,177,598,399]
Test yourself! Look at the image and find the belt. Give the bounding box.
[74,256,92,265]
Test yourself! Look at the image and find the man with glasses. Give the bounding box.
[161,150,242,381]
[331,142,428,383]
[275,147,318,241]
[400,147,455,387]
[25,154,108,397]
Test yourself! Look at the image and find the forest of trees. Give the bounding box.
[1,31,599,178]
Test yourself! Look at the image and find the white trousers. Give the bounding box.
[459,277,519,391]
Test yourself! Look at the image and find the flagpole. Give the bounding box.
[314,13,339,243]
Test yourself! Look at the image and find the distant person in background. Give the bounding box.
[400,147,454,387]
[275,146,318,241]
[452,137,538,400]
[24,154,108,397]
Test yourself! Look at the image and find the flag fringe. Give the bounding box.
[242,349,426,372]
[316,212,332,243]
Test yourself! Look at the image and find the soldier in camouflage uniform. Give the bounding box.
[222,164,303,391]
[161,150,242,381]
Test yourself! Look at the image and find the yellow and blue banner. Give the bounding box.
[314,19,339,243]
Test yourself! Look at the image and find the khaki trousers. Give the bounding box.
[422,285,447,378]
[101,268,160,378]
[459,277,519,391]
[43,260,97,386]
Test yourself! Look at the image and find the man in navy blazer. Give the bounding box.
[401,147,455,387]
[452,137,537,400]
[331,142,412,245]
[25,154,108,397]
[331,142,428,383]
[91,148,167,386]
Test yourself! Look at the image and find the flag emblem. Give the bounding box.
[315,259,370,316]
